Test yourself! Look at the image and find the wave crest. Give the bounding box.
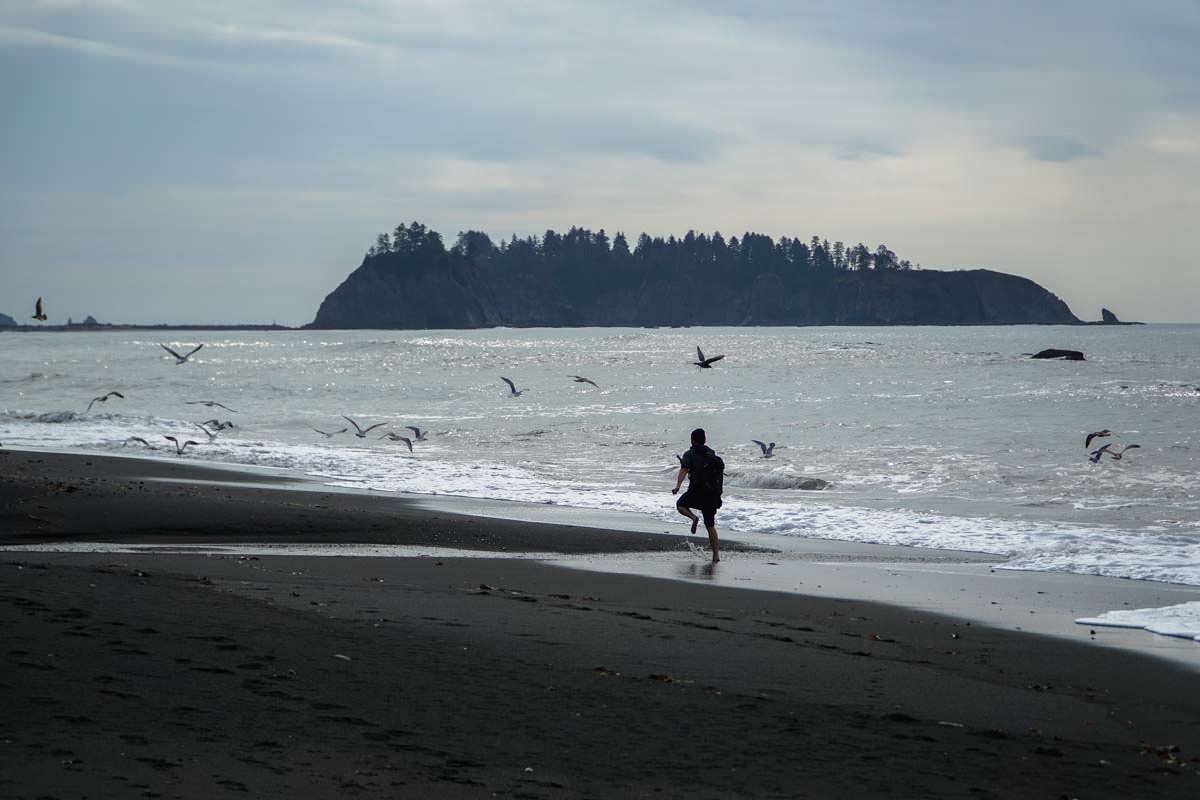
[725,469,829,491]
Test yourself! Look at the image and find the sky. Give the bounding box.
[1,0,1198,325]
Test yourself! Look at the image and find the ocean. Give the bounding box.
[2,325,1198,586]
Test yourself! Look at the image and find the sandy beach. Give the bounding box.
[2,449,1199,798]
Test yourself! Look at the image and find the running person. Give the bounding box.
[672,427,723,562]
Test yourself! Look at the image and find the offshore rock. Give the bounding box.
[1101,308,1120,324]
[1031,348,1085,360]
[309,228,1083,329]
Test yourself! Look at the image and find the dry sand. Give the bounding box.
[2,449,1199,798]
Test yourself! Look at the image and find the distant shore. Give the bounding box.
[1,319,1143,333]
[0,323,295,333]
[2,448,1199,797]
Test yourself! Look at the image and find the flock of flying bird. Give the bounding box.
[84,340,787,462]
[27,291,1148,469]
[1084,429,1141,464]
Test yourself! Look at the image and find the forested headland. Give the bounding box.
[308,222,1082,328]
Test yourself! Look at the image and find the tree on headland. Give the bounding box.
[362,222,910,283]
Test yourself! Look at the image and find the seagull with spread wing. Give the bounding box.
[570,375,599,388]
[31,297,47,321]
[187,400,237,412]
[342,415,386,438]
[1084,429,1112,448]
[312,426,348,438]
[87,391,124,412]
[693,346,725,369]
[752,440,777,458]
[501,377,524,397]
[405,426,428,442]
[123,436,156,450]
[160,343,204,364]
[380,432,414,452]
[164,436,200,455]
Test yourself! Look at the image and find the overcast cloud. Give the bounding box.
[1,0,1197,324]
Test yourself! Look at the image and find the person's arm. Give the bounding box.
[672,467,687,495]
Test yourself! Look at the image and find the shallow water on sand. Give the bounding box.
[1,325,1198,585]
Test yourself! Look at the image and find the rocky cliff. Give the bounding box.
[309,226,1081,329]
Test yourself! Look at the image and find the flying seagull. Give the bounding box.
[693,346,725,369]
[342,415,386,438]
[405,426,428,442]
[200,419,235,431]
[312,426,348,438]
[752,440,777,458]
[87,391,125,412]
[1089,443,1141,463]
[187,400,237,412]
[1106,444,1141,461]
[163,435,200,455]
[123,436,156,450]
[501,377,523,397]
[193,422,224,441]
[380,432,414,452]
[161,343,204,364]
[31,297,47,321]
[1084,429,1112,449]
[570,375,599,388]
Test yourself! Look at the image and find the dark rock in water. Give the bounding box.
[1031,348,1085,361]
[1101,308,1120,324]
[0,312,15,327]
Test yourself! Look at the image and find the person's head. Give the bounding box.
[690,428,706,446]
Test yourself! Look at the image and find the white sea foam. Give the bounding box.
[1077,601,1200,643]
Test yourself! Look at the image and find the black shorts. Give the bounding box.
[677,490,717,527]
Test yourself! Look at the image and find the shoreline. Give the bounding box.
[4,446,1199,666]
[4,447,1200,797]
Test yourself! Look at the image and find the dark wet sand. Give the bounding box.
[2,449,1199,798]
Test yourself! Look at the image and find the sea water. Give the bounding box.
[2,325,1198,587]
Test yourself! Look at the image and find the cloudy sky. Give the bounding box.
[2,1,1197,324]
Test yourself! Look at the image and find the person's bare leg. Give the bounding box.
[706,525,720,562]
[677,505,699,533]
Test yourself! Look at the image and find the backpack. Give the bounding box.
[689,448,725,507]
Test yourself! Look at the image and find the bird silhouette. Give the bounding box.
[163,436,200,455]
[501,377,523,397]
[342,415,386,438]
[752,440,777,458]
[405,426,428,441]
[380,432,414,452]
[693,346,725,369]
[1089,443,1141,463]
[570,375,599,388]
[123,436,156,450]
[193,422,219,441]
[312,427,348,438]
[31,297,47,321]
[160,343,204,364]
[187,400,237,412]
[199,419,235,431]
[87,391,124,412]
[1107,444,1141,461]
[1084,429,1112,448]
